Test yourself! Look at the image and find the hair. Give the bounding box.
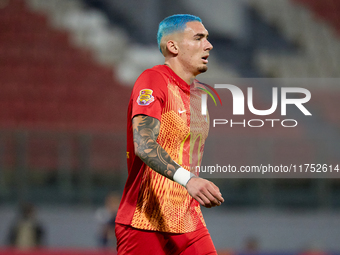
[157,14,202,54]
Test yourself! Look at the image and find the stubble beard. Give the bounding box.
[198,65,208,73]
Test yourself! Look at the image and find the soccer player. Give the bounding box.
[115,14,224,255]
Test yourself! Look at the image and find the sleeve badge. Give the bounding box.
[137,89,155,106]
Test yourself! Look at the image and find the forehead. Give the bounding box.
[183,21,208,36]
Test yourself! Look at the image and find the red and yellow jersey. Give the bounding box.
[116,65,209,233]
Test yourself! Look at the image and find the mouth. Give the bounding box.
[201,55,209,64]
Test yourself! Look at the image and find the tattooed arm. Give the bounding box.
[133,114,180,180]
[133,114,224,207]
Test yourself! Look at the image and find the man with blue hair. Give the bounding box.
[157,14,202,54]
[115,14,223,255]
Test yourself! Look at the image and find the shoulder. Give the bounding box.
[134,65,170,93]
[138,65,169,80]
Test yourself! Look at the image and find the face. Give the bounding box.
[176,21,213,76]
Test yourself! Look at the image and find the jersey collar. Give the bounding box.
[163,65,191,93]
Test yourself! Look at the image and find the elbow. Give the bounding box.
[134,144,143,159]
[134,146,140,158]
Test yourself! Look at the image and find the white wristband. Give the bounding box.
[173,167,195,187]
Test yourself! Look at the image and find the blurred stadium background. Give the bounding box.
[0,0,340,254]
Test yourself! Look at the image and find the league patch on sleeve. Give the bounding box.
[137,89,155,106]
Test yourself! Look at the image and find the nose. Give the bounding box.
[205,39,213,51]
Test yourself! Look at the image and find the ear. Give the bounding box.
[166,40,178,55]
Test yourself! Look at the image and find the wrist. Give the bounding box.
[173,167,195,187]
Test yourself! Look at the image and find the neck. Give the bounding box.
[164,60,195,85]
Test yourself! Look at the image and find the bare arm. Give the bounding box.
[133,114,224,207]
[133,115,180,179]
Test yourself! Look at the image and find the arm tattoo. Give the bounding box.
[133,115,180,180]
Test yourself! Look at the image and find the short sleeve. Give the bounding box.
[131,69,167,121]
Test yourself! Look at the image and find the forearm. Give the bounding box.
[133,115,180,180]
[133,115,224,206]
[136,138,180,180]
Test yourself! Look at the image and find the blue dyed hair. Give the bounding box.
[157,14,202,54]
